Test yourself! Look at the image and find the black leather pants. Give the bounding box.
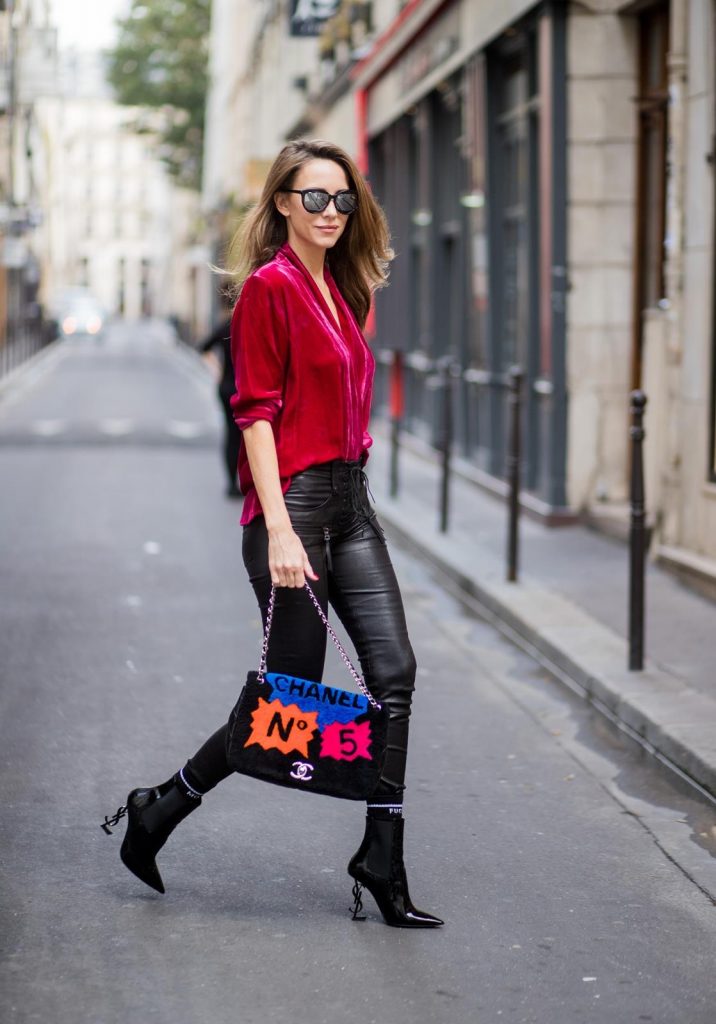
[186,460,417,797]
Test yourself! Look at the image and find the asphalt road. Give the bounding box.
[1,322,715,1024]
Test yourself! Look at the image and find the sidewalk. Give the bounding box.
[366,424,716,799]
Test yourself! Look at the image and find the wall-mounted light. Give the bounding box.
[459,191,485,209]
[411,209,432,226]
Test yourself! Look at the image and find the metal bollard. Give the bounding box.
[506,366,523,582]
[628,390,648,670]
[437,357,454,534]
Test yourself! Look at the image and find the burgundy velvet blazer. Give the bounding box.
[230,242,375,524]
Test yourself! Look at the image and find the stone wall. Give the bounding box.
[661,0,716,562]
[565,3,638,510]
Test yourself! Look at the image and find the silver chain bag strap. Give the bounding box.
[226,583,389,799]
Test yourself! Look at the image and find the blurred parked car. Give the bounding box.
[50,289,106,339]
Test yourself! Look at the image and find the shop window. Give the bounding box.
[488,29,539,373]
[369,116,415,355]
[464,55,489,371]
[484,25,541,480]
[430,75,467,365]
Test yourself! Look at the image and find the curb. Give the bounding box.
[374,494,716,801]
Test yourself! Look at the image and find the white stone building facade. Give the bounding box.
[567,0,716,594]
[37,51,203,328]
[201,0,363,268]
[0,0,57,361]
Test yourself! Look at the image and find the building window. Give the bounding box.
[489,28,539,374]
[464,55,489,372]
[485,23,541,480]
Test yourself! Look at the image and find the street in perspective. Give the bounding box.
[3,0,716,1022]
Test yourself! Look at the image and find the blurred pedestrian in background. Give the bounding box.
[199,292,241,498]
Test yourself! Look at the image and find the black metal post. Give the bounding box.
[506,366,523,582]
[438,358,453,533]
[629,390,648,670]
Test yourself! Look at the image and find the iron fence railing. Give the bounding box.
[0,318,54,379]
[375,348,650,670]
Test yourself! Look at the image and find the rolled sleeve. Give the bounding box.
[234,398,282,432]
[230,272,288,430]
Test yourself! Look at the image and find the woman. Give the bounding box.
[105,140,443,929]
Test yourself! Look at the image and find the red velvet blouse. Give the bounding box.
[230,242,375,524]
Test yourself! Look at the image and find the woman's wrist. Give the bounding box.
[265,513,292,534]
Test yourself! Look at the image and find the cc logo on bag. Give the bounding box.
[290,761,314,782]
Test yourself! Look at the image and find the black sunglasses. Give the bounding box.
[283,188,358,215]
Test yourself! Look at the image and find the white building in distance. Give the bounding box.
[38,50,207,333]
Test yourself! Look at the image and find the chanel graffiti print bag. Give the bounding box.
[226,584,388,799]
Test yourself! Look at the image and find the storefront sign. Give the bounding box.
[289,0,340,37]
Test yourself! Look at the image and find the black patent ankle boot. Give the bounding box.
[347,816,443,928]
[101,775,201,894]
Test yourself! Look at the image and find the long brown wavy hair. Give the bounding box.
[226,139,392,327]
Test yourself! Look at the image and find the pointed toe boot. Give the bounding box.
[347,816,444,928]
[102,775,200,894]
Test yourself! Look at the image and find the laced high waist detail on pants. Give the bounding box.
[346,462,374,517]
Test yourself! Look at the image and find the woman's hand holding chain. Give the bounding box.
[267,524,318,588]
